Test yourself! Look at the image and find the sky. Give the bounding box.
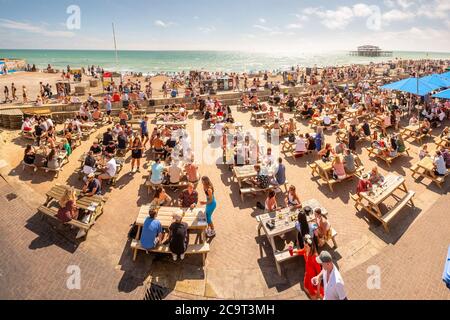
[0,0,449,53]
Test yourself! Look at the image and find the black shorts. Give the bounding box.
[141,132,149,139]
[132,150,143,159]
[107,110,112,115]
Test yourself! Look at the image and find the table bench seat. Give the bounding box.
[240,181,288,202]
[131,240,210,265]
[22,161,64,178]
[380,190,415,232]
[38,206,92,238]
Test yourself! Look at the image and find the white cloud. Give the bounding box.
[0,19,75,37]
[353,4,373,17]
[198,26,216,33]
[154,20,175,28]
[253,24,273,32]
[294,14,310,22]
[417,0,450,19]
[382,9,416,22]
[259,18,266,24]
[308,6,355,30]
[384,0,396,8]
[285,23,302,29]
[396,0,415,9]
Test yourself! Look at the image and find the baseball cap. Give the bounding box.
[316,251,333,264]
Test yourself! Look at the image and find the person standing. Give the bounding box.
[130,136,144,173]
[312,251,348,300]
[11,83,17,101]
[22,85,28,103]
[201,176,217,237]
[140,116,150,150]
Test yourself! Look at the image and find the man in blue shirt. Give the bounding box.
[140,210,164,250]
[140,116,149,149]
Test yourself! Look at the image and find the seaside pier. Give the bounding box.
[349,45,393,57]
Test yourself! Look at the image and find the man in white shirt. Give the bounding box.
[168,161,183,184]
[312,251,348,300]
[98,155,117,188]
[46,117,54,129]
[434,151,447,176]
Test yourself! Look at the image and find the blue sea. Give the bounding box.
[1,49,449,74]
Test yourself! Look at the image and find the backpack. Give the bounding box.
[127,223,138,240]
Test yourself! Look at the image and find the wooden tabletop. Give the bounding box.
[46,185,104,211]
[136,206,208,230]
[315,159,333,172]
[404,125,419,133]
[233,165,257,179]
[260,199,326,239]
[417,156,434,171]
[156,121,187,127]
[360,175,405,205]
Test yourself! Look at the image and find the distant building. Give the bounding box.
[349,45,393,57]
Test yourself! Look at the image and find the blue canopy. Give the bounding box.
[442,71,450,79]
[432,88,450,99]
[380,77,442,96]
[421,74,450,88]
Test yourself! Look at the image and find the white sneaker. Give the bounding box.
[180,254,185,261]
[172,254,178,261]
[76,230,87,239]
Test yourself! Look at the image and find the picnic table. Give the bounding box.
[251,111,270,124]
[309,155,364,191]
[257,199,337,275]
[131,206,209,261]
[38,184,107,239]
[411,156,448,189]
[365,146,410,167]
[352,174,415,232]
[310,115,337,129]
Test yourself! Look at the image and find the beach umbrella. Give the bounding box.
[380,77,442,96]
[421,74,450,88]
[432,88,450,99]
[442,71,450,79]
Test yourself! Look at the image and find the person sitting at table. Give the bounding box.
[313,208,332,248]
[296,207,313,250]
[117,130,128,156]
[150,187,172,208]
[396,134,406,153]
[104,140,117,157]
[56,188,79,224]
[419,144,430,160]
[45,148,60,170]
[168,160,183,185]
[332,156,347,180]
[305,133,316,153]
[440,147,450,169]
[90,140,102,156]
[168,213,189,261]
[250,165,270,189]
[285,185,302,210]
[318,143,334,162]
[164,134,178,159]
[418,119,431,135]
[291,234,324,300]
[356,174,373,195]
[118,109,128,126]
[92,108,103,122]
[343,149,356,174]
[409,114,419,126]
[83,151,97,177]
[274,157,286,186]
[264,190,278,213]
[335,142,346,155]
[98,154,117,188]
[294,134,307,158]
[261,147,274,167]
[152,133,165,157]
[23,145,36,166]
[82,173,102,196]
[322,113,332,128]
[179,183,199,209]
[185,160,200,184]
[433,151,447,176]
[315,127,324,152]
[369,166,384,185]
[102,128,114,147]
[150,158,166,185]
[140,209,164,251]
[360,119,371,138]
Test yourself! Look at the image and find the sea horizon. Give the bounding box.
[1,49,450,74]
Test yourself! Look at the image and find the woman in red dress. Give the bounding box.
[293,234,324,299]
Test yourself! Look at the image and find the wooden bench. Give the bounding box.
[22,161,64,178]
[240,181,289,202]
[145,179,192,196]
[130,240,210,265]
[366,147,410,167]
[38,206,92,239]
[273,228,338,276]
[380,191,415,232]
[411,164,448,189]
